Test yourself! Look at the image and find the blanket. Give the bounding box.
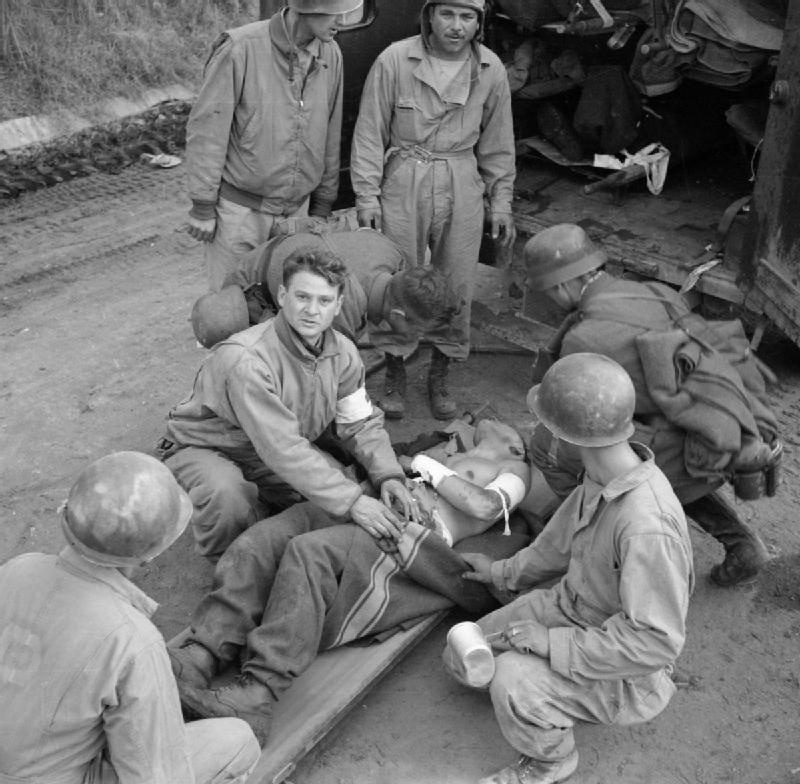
[319,519,530,650]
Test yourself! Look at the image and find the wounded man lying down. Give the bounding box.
[169,419,534,743]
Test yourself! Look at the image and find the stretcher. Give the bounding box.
[168,610,448,784]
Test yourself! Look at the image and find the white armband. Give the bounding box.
[410,454,457,489]
[484,473,527,536]
[335,386,373,424]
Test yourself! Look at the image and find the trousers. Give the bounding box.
[205,196,307,292]
[188,503,355,700]
[84,718,260,784]
[442,588,674,763]
[165,446,302,560]
[381,156,485,360]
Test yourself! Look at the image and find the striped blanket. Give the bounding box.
[318,519,531,650]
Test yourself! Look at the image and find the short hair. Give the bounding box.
[390,267,462,327]
[282,246,348,295]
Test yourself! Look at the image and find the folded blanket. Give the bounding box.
[636,328,760,464]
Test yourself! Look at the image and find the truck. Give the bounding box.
[261,0,798,349]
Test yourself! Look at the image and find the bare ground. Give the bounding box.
[2,162,800,784]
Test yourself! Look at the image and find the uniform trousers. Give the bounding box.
[84,718,260,784]
[205,196,307,292]
[442,588,674,763]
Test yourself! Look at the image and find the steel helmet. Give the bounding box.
[288,0,363,14]
[524,224,607,291]
[527,353,635,447]
[61,451,193,568]
[191,286,249,349]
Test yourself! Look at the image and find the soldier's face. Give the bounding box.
[428,5,479,59]
[298,12,345,43]
[278,271,342,344]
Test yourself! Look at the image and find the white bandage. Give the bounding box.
[484,473,527,536]
[410,455,457,489]
[335,386,373,424]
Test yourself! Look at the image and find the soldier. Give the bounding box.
[185,0,360,290]
[191,228,460,361]
[448,354,693,784]
[160,247,414,561]
[351,0,516,420]
[0,452,261,784]
[523,223,780,586]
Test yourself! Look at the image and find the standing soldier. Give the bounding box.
[350,0,516,420]
[185,0,361,291]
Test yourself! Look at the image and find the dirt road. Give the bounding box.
[2,162,800,784]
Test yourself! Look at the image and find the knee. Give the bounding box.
[490,651,552,704]
[191,481,262,559]
[212,718,261,781]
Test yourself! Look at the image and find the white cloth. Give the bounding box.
[593,143,670,195]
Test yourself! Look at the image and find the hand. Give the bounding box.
[460,552,494,584]
[502,619,550,658]
[380,478,418,524]
[491,212,516,248]
[350,494,405,542]
[357,207,382,231]
[186,216,217,242]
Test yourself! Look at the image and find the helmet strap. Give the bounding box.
[578,269,604,299]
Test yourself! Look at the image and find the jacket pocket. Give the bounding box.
[394,97,419,142]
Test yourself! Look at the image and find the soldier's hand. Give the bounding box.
[351,494,404,542]
[380,477,419,524]
[357,207,382,231]
[460,552,494,584]
[502,619,550,657]
[187,216,217,243]
[491,212,516,248]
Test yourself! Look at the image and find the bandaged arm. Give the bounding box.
[410,456,528,532]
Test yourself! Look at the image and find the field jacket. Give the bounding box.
[186,10,343,219]
[0,548,191,784]
[491,445,694,683]
[166,311,403,517]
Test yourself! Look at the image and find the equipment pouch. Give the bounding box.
[731,439,783,500]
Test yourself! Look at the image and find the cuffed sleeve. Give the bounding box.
[477,61,516,214]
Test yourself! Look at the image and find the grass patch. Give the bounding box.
[0,0,258,121]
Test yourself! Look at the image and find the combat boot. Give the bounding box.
[428,348,457,421]
[479,750,579,784]
[168,641,218,689]
[380,353,406,420]
[178,673,273,746]
[685,491,769,586]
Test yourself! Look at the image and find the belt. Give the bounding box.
[390,144,475,163]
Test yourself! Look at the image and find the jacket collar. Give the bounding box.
[408,35,489,95]
[273,309,341,360]
[576,443,658,529]
[57,545,158,618]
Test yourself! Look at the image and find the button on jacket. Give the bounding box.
[166,310,404,517]
[0,547,192,784]
[186,10,343,220]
